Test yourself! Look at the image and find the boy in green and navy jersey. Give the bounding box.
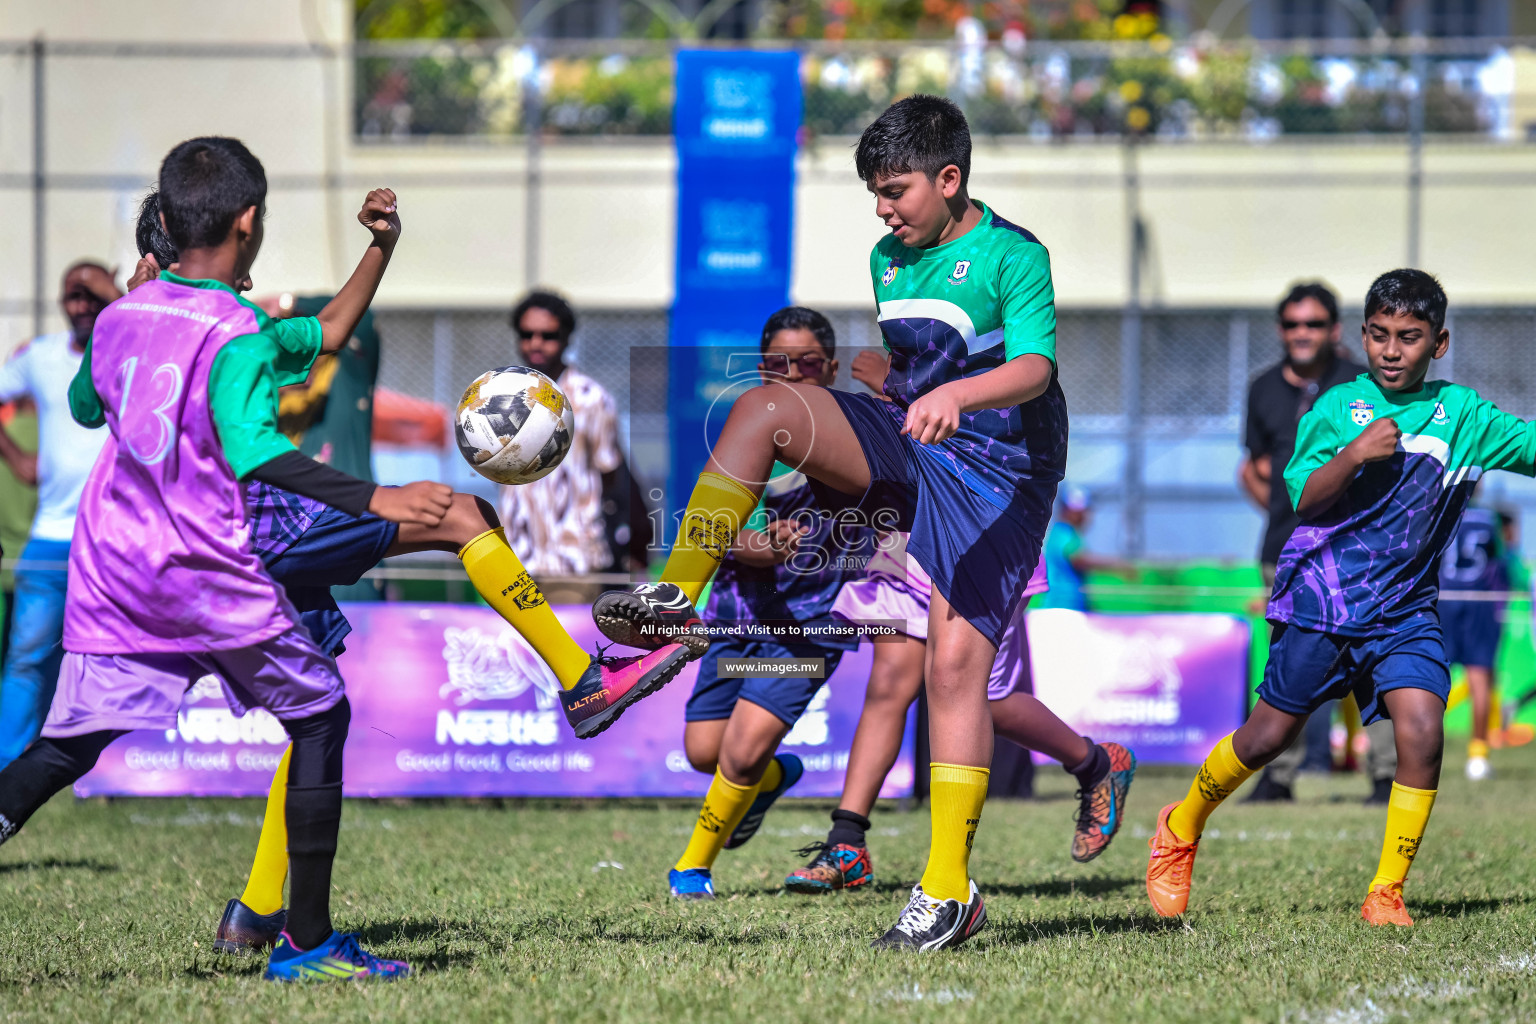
[593,95,1071,949]
[1147,269,1536,928]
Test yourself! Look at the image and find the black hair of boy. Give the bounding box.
[759,306,836,358]
[854,94,971,189]
[135,191,180,269]
[510,290,577,342]
[158,137,267,252]
[1276,281,1339,325]
[1363,269,1448,335]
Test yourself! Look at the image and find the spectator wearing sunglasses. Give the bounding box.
[498,290,624,597]
[1240,281,1382,804]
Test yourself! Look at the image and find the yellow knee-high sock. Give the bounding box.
[674,769,760,872]
[1168,733,1255,843]
[662,472,761,605]
[459,529,590,690]
[757,757,784,795]
[919,763,990,903]
[239,745,291,916]
[1369,783,1437,893]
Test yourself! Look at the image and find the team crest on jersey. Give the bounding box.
[948,259,971,285]
[1432,401,1449,425]
[881,260,898,287]
[1349,400,1375,426]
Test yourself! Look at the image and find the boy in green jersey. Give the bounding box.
[1148,269,1536,927]
[593,95,1067,949]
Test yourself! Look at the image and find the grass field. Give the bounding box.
[3,748,1535,1024]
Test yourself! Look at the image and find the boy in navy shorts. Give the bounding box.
[594,96,1065,949]
[1147,269,1536,928]
[667,306,873,900]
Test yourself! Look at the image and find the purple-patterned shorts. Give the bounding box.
[43,627,345,738]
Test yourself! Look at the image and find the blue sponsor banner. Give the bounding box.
[667,50,800,531]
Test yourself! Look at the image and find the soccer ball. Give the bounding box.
[454,366,574,485]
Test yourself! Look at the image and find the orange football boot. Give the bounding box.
[1361,883,1414,927]
[1146,802,1200,917]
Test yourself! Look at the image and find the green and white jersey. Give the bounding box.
[869,200,1066,507]
[1270,374,1536,636]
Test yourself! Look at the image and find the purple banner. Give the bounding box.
[1025,610,1250,764]
[75,603,916,800]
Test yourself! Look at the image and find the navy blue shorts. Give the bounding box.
[1440,600,1502,669]
[686,639,846,726]
[1256,621,1451,724]
[261,505,398,656]
[809,390,1054,647]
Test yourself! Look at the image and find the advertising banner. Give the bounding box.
[74,602,914,800]
[1025,609,1251,765]
[666,49,801,525]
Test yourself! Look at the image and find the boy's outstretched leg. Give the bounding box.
[397,494,692,738]
[1360,688,1444,928]
[874,598,992,951]
[593,382,872,655]
[0,730,125,845]
[1147,701,1302,917]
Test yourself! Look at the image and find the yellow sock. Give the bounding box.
[238,745,291,916]
[1168,733,1255,843]
[459,529,589,690]
[758,757,784,794]
[1469,738,1490,760]
[674,769,760,872]
[662,472,761,605]
[1369,783,1436,892]
[919,763,989,903]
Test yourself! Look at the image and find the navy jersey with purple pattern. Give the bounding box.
[1269,375,1536,637]
[1439,506,1507,593]
[245,480,327,562]
[704,462,874,649]
[870,201,1067,512]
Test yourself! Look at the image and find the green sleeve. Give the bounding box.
[998,244,1057,364]
[1466,393,1536,475]
[208,327,301,479]
[1284,392,1345,509]
[269,315,323,387]
[68,336,106,429]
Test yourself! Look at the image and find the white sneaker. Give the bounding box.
[1466,756,1492,781]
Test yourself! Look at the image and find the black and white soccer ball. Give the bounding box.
[454,366,575,485]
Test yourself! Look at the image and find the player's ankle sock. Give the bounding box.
[827,808,871,848]
[1368,782,1437,892]
[662,472,760,605]
[459,529,590,690]
[919,763,989,903]
[238,745,291,916]
[1468,738,1490,760]
[284,782,341,951]
[758,757,784,794]
[1065,739,1109,789]
[674,769,759,872]
[1168,733,1254,843]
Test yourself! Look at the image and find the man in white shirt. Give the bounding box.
[0,261,118,766]
[498,291,623,600]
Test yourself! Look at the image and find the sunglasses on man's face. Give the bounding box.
[518,329,564,342]
[760,352,829,377]
[1280,319,1331,331]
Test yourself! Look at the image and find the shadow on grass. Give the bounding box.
[0,857,119,875]
[1410,895,1534,917]
[987,910,1182,945]
[746,876,1138,899]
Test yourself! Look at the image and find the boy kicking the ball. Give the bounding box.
[593,96,1066,949]
[1147,269,1536,927]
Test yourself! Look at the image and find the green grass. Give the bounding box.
[4,749,1536,1023]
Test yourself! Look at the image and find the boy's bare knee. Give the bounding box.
[687,751,718,774]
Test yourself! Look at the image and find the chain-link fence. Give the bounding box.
[371,304,1536,562]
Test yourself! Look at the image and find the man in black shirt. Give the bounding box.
[1240,282,1394,804]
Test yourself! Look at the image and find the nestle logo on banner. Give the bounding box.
[1080,632,1183,726]
[700,199,769,274]
[437,627,561,747]
[168,675,287,746]
[702,68,772,139]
